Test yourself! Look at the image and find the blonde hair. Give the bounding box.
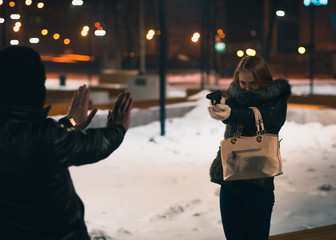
[233,56,273,86]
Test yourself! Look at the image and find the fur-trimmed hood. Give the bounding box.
[227,78,291,107]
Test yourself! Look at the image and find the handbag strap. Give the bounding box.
[248,107,265,134]
[231,107,265,144]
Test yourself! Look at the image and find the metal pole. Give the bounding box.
[205,0,211,86]
[200,0,206,89]
[139,0,145,75]
[309,4,315,95]
[102,0,109,70]
[88,30,92,86]
[1,4,7,47]
[159,0,167,136]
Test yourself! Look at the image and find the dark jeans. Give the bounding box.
[219,184,274,240]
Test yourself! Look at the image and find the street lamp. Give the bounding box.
[276,10,285,17]
[237,50,244,57]
[10,40,19,45]
[246,48,256,56]
[72,0,83,6]
[37,2,44,9]
[10,14,20,20]
[29,37,39,44]
[191,32,200,43]
[298,47,306,55]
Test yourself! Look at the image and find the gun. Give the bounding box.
[206,90,222,105]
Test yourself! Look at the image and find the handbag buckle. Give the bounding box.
[230,137,237,144]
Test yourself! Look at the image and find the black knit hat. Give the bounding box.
[0,46,46,108]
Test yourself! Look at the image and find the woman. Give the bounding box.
[208,56,291,240]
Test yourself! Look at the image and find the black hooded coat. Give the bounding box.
[0,46,126,240]
[210,78,291,190]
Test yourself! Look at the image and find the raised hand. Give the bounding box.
[107,91,133,132]
[67,85,98,130]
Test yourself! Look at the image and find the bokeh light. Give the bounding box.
[41,29,48,35]
[246,48,256,56]
[29,38,40,44]
[37,2,44,9]
[298,46,306,54]
[237,50,244,57]
[53,33,60,40]
[191,32,200,43]
[10,14,20,20]
[10,40,19,45]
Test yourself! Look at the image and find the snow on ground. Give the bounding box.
[67,89,336,240]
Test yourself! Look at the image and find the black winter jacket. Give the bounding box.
[210,79,291,190]
[0,105,126,240]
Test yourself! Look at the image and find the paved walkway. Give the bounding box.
[270,224,336,240]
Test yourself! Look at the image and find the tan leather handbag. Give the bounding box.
[220,107,283,181]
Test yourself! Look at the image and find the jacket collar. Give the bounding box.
[227,78,291,107]
[0,104,51,120]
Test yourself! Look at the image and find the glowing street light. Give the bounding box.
[246,48,256,56]
[10,40,19,45]
[214,42,226,52]
[0,0,3,5]
[217,29,226,39]
[0,18,5,23]
[41,29,48,35]
[276,10,285,17]
[10,14,20,20]
[237,50,244,57]
[53,33,60,40]
[25,0,32,6]
[298,46,306,54]
[9,1,15,7]
[191,32,200,43]
[146,29,155,40]
[37,2,44,9]
[64,38,71,45]
[81,26,89,36]
[72,0,84,6]
[94,29,106,36]
[29,38,40,44]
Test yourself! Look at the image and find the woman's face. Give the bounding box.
[238,71,260,92]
